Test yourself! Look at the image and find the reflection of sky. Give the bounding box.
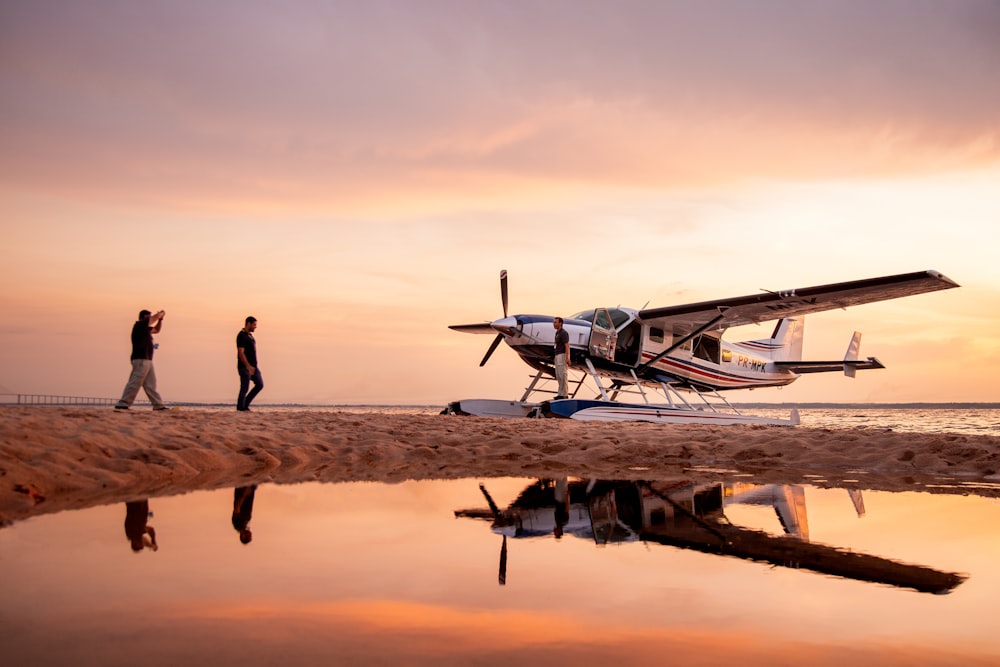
[2,479,999,665]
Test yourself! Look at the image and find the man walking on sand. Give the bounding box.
[115,309,168,410]
[237,316,263,411]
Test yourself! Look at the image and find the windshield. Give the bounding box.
[569,308,634,330]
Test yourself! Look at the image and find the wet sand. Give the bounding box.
[2,406,999,525]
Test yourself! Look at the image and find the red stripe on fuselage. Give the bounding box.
[641,352,793,389]
[739,341,782,351]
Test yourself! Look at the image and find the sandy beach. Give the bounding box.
[2,406,999,525]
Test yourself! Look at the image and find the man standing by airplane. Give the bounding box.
[237,316,263,411]
[553,317,570,399]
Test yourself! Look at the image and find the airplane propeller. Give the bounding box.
[480,269,509,367]
[449,269,528,367]
[480,484,507,586]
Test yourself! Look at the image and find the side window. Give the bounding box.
[649,327,664,343]
[692,335,721,363]
[594,309,612,329]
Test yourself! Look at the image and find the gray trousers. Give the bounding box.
[554,353,568,397]
[116,359,165,408]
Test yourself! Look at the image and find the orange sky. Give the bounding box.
[1,1,999,404]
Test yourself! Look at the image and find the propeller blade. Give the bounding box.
[479,483,502,518]
[478,484,508,585]
[479,334,504,366]
[499,535,507,586]
[449,323,496,334]
[500,269,508,318]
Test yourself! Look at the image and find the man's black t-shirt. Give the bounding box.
[130,320,154,360]
[232,486,256,531]
[237,330,257,367]
[124,500,149,542]
[554,328,569,355]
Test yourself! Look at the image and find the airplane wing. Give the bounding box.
[638,270,959,331]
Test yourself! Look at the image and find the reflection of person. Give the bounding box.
[124,500,158,552]
[553,477,569,539]
[232,485,257,544]
[115,309,168,410]
[552,317,570,399]
[236,316,263,411]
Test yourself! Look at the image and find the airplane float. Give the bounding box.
[446,269,959,424]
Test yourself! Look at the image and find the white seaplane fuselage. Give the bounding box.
[490,308,801,393]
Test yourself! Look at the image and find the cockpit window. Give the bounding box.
[569,308,633,330]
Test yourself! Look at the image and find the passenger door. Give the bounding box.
[588,308,618,361]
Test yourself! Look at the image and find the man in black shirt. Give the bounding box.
[124,499,158,552]
[237,316,263,411]
[232,485,257,544]
[114,309,168,410]
[553,316,570,399]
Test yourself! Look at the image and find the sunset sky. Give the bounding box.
[2,1,998,405]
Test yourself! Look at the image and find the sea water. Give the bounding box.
[324,404,1000,436]
[761,406,1000,436]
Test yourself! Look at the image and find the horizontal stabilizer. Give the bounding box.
[774,358,885,374]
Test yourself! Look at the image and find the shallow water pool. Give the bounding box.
[2,477,998,665]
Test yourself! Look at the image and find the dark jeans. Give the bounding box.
[237,366,264,410]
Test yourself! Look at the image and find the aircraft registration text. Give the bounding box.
[736,355,767,373]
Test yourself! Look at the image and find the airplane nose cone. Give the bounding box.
[490,316,519,336]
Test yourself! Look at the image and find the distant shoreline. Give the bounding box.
[3,397,998,410]
[734,402,1000,409]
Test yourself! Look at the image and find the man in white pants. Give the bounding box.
[553,317,570,399]
[115,309,168,410]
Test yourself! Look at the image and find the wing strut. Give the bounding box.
[636,312,726,374]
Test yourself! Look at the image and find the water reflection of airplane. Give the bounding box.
[454,479,964,594]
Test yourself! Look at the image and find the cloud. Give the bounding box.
[2,1,998,214]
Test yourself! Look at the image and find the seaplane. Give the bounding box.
[446,269,959,424]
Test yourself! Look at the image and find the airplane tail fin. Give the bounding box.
[745,317,804,362]
[843,331,863,378]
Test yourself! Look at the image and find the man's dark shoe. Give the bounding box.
[114,405,129,410]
